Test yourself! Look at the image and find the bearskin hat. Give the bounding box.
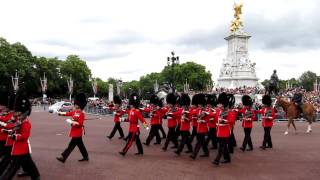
[227,94,235,108]
[157,99,164,107]
[196,93,206,107]
[74,93,87,110]
[150,94,159,105]
[0,91,9,106]
[113,95,122,105]
[206,94,217,107]
[166,93,177,105]
[218,92,229,107]
[129,93,140,108]
[179,93,191,107]
[8,93,16,110]
[191,94,198,106]
[14,93,31,115]
[262,95,272,107]
[242,95,253,107]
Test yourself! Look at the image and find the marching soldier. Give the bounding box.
[0,93,40,180]
[213,92,231,166]
[190,94,210,159]
[0,93,16,176]
[162,93,180,151]
[189,94,200,144]
[144,95,162,145]
[107,95,125,140]
[119,93,148,156]
[227,94,237,154]
[205,94,218,150]
[0,92,11,158]
[174,93,193,155]
[256,95,276,150]
[57,93,89,163]
[239,95,256,152]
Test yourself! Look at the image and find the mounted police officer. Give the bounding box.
[291,88,303,117]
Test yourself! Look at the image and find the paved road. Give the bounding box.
[14,111,320,180]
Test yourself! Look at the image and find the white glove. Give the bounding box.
[66,119,73,124]
[0,121,7,127]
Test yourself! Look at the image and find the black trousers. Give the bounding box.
[206,128,218,149]
[263,127,272,148]
[163,127,178,150]
[175,124,181,138]
[159,125,166,138]
[190,126,197,143]
[0,146,12,176]
[192,133,209,158]
[214,138,230,162]
[228,128,236,153]
[122,132,143,154]
[145,125,161,145]
[61,137,88,160]
[0,141,5,157]
[0,154,40,180]
[242,128,253,149]
[176,131,192,153]
[108,122,124,138]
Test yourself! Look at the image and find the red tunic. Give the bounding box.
[239,108,255,128]
[12,118,31,155]
[166,108,181,128]
[127,109,146,133]
[113,109,126,123]
[216,108,231,138]
[65,110,85,137]
[0,112,14,141]
[206,107,217,129]
[197,108,211,134]
[180,109,191,131]
[190,107,200,128]
[150,109,162,125]
[256,107,276,127]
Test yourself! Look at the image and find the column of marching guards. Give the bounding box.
[105,92,276,166]
[0,91,277,179]
[0,91,40,180]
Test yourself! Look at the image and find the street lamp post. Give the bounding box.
[11,70,19,94]
[67,75,73,101]
[89,76,98,98]
[167,51,179,93]
[40,73,48,102]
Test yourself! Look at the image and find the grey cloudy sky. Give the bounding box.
[0,0,319,82]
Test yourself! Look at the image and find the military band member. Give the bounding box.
[174,93,193,155]
[0,93,40,180]
[0,94,16,175]
[107,95,125,140]
[255,95,276,150]
[239,95,256,152]
[189,95,200,144]
[119,93,148,156]
[144,95,162,145]
[205,94,218,150]
[227,94,237,154]
[162,93,180,151]
[190,94,210,159]
[57,93,89,163]
[213,93,231,166]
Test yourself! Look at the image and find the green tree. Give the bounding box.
[299,71,317,91]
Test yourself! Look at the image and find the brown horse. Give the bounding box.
[275,97,316,135]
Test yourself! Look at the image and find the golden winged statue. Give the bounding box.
[230,1,244,33]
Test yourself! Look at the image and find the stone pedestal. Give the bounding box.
[217,30,259,88]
